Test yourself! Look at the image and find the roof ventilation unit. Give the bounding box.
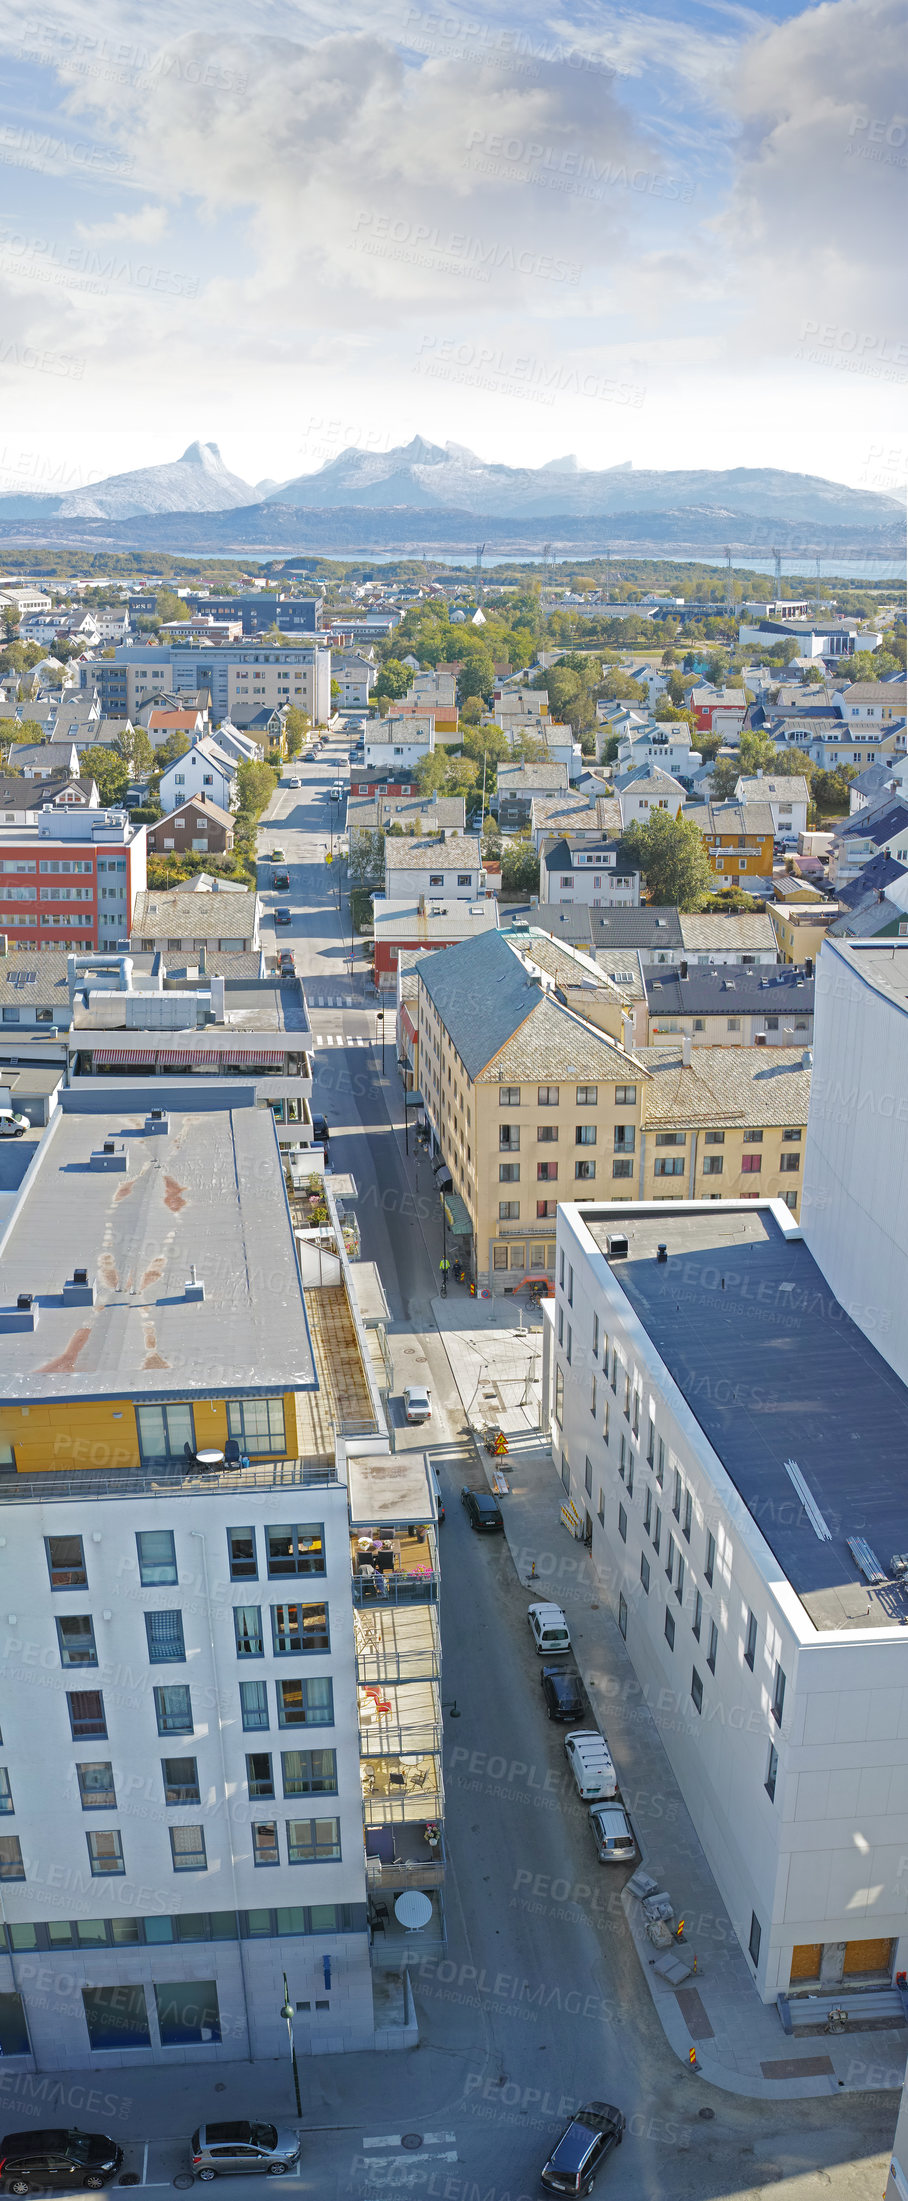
[185,1264,205,1303]
[63,1268,95,1309]
[145,1111,170,1136]
[656,1243,668,1263]
[607,1233,628,1260]
[90,1141,127,1173]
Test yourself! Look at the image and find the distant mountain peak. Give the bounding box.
[179,440,225,467]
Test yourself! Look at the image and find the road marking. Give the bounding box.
[142,2142,149,2185]
[312,1034,373,1047]
[362,2136,456,2150]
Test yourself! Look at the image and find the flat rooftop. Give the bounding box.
[586,1203,908,1632]
[0,1107,316,1402]
[829,938,908,1011]
[347,1450,433,1527]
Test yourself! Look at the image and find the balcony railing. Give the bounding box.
[0,1456,338,1504]
[359,1720,441,1757]
[356,1640,440,1687]
[352,1570,438,1607]
[366,1854,445,1891]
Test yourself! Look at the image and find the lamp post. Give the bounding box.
[376,1007,385,1075]
[440,1194,448,1296]
[280,1972,302,2117]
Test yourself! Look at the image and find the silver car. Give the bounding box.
[190,2123,300,2179]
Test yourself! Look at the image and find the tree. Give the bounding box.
[117,724,154,779]
[463,722,509,772]
[375,659,410,703]
[5,717,46,747]
[457,647,495,705]
[653,699,694,727]
[705,652,729,689]
[812,766,856,813]
[666,671,689,707]
[236,759,278,818]
[414,750,450,797]
[152,729,191,773]
[284,706,310,756]
[500,837,540,894]
[597,670,647,706]
[348,829,385,886]
[78,746,129,805]
[445,756,479,797]
[155,588,185,626]
[620,810,713,910]
[459,695,483,725]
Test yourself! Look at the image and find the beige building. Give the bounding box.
[413,931,811,1287]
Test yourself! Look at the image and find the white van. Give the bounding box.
[0,1107,28,1139]
[589,1802,636,1865]
[527,1603,571,1656]
[564,1729,618,1802]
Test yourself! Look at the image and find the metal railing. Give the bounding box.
[0,1456,338,1504]
[356,1642,440,1688]
[359,1720,441,1758]
[352,1571,438,1607]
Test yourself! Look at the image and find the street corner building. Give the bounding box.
[0,1099,443,2068]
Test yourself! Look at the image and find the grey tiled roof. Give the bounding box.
[416,929,640,1083]
[535,904,683,951]
[384,834,482,870]
[638,1043,811,1126]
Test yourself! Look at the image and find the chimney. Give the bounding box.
[621,1011,633,1051]
[679,959,688,978]
[681,1034,692,1066]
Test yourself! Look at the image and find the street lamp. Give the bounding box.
[440,1193,448,1297]
[376,1007,385,1075]
[279,1971,302,2117]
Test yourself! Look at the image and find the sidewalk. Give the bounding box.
[430,1296,908,2104]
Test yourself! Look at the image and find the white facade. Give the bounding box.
[543,846,640,908]
[159,739,238,817]
[545,1196,908,2006]
[802,937,908,1388]
[617,730,701,780]
[617,774,686,829]
[363,726,433,772]
[734,776,810,845]
[384,855,486,901]
[0,1475,373,2066]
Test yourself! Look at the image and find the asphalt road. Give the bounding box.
[247,752,894,2201]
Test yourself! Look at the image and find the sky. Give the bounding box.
[0,0,905,499]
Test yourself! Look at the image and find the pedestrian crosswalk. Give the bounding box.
[305,992,353,1007]
[354,2135,458,2188]
[311,1033,374,1048]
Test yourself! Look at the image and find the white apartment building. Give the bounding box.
[545,1193,908,2006]
[383,833,486,903]
[540,837,640,908]
[363,719,434,773]
[616,771,686,829]
[616,728,702,781]
[734,774,810,846]
[158,736,238,817]
[0,1101,441,2069]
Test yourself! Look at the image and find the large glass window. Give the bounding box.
[162,1759,200,1805]
[266,1524,325,1578]
[68,1690,106,1739]
[0,1836,24,1880]
[0,1994,30,2057]
[252,1822,280,1867]
[281,1749,337,1797]
[286,1818,341,1864]
[145,1612,185,1664]
[87,1830,124,1877]
[56,1615,97,1668]
[240,1681,269,1731]
[234,1606,264,1658]
[227,1528,257,1580]
[77,1763,116,1810]
[136,1530,177,1586]
[246,1754,274,1800]
[276,1678,334,1728]
[155,1980,221,2047]
[170,1826,207,1872]
[154,1686,193,1735]
[82,1985,150,2051]
[45,1535,86,1589]
[0,1770,12,1815]
[271,1603,330,1655]
[136,1404,195,1467]
[226,1398,286,1456]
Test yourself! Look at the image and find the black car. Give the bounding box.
[540,2103,625,2196]
[0,2131,125,2196]
[541,1664,585,1722]
[311,1112,330,1146]
[274,907,292,927]
[460,1487,503,1532]
[272,869,290,890]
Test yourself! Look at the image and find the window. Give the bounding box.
[656,1438,665,1488]
[170,1826,207,1873]
[780,1152,800,1173]
[162,1759,200,1805]
[287,1818,341,1864]
[655,1132,685,1147]
[537,1124,558,1143]
[672,1469,682,1520]
[536,1161,557,1181]
[575,1160,596,1181]
[589,1376,597,1421]
[266,1525,325,1577]
[618,1505,628,1543]
[693,1590,703,1641]
[500,1088,520,1106]
[537,1086,558,1106]
[244,1752,274,1801]
[575,1124,596,1146]
[597,1488,605,1527]
[640,1553,650,1593]
[45,1535,86,1589]
[765,1743,778,1803]
[68,1690,106,1740]
[240,1681,269,1731]
[281,1749,338,1797]
[741,1152,762,1173]
[612,1159,634,1179]
[77,1762,116,1810]
[136,1530,177,1586]
[782,1127,802,1142]
[87,1830,125,1877]
[234,1606,263,1657]
[592,1313,599,1358]
[227,1398,286,1456]
[748,1913,762,1967]
[500,1162,520,1182]
[82,1984,150,2051]
[576,1085,598,1105]
[145,1611,185,1664]
[0,1836,24,1880]
[618,1592,628,1639]
[277,1677,334,1728]
[652,1506,661,1555]
[271,1603,330,1655]
[252,1822,280,1867]
[675,1553,685,1604]
[154,1686,193,1736]
[136,1403,194,1467]
[664,1610,675,1650]
[666,1535,676,1585]
[644,1487,652,1535]
[155,1980,221,2048]
[707,1620,718,1674]
[702,1155,723,1176]
[691,1668,703,1714]
[499,1125,520,1151]
[683,1491,692,1542]
[654,1157,684,1177]
[743,1127,763,1144]
[227,1528,257,1581]
[744,1611,757,1670]
[56,1615,97,1668]
[782,1188,798,1210]
[705,1530,716,1586]
[554,1367,564,1424]
[772,1661,786,1727]
[615,1085,636,1105]
[704,1129,724,1145]
[0,1769,12,1815]
[499,1201,520,1221]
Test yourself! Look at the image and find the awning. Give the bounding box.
[225,1050,286,1069]
[442,1190,472,1235]
[404,1088,424,1107]
[93,1049,156,1067]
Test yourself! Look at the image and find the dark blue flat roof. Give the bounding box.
[587,1205,908,1631]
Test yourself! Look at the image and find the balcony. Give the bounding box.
[362,1753,442,1826]
[365,1820,445,1892]
[358,1679,440,1757]
[369,1888,446,1969]
[354,1605,439,1687]
[351,1525,438,1606]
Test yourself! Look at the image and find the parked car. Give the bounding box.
[540,2103,625,2195]
[274,907,292,927]
[272,869,290,890]
[403,1384,431,1424]
[540,1665,585,1722]
[564,1730,618,1802]
[430,1462,445,1521]
[278,952,296,977]
[286,774,302,786]
[527,1602,571,1656]
[0,1109,28,1139]
[0,2131,125,2195]
[460,1487,503,1532]
[190,2124,300,2181]
[588,1802,636,1865]
[268,846,286,862]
